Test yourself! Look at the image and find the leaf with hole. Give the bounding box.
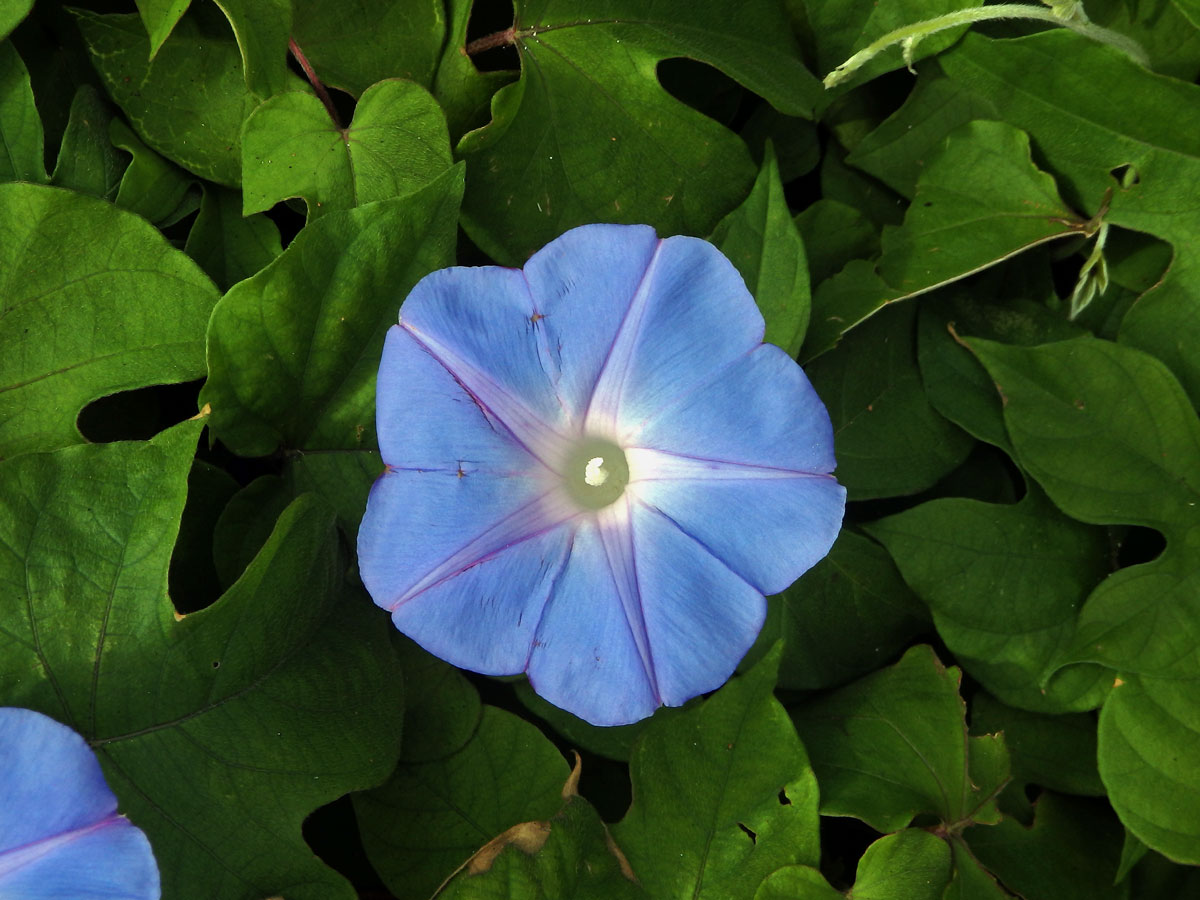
[613,645,820,900]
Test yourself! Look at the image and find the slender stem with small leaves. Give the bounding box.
[823,3,1149,88]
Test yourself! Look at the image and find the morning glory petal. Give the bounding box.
[632,342,837,473]
[522,224,660,421]
[629,461,846,595]
[586,234,764,436]
[527,514,659,726]
[0,708,159,900]
[359,469,572,620]
[390,524,573,676]
[0,819,159,900]
[398,266,569,464]
[629,501,768,707]
[375,325,550,473]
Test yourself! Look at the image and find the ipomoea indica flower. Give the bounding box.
[359,224,844,726]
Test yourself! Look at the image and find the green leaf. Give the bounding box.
[756,830,952,900]
[867,487,1111,713]
[0,0,34,41]
[804,120,1086,359]
[134,0,191,57]
[1067,538,1200,680]
[0,183,217,459]
[50,85,127,200]
[744,529,929,692]
[934,30,1200,407]
[1115,830,1149,884]
[211,475,293,589]
[793,198,879,287]
[355,705,570,900]
[289,0,444,95]
[0,39,45,182]
[711,143,811,355]
[212,0,291,97]
[431,0,516,141]
[753,866,841,900]
[970,693,1104,798]
[1099,674,1200,864]
[168,458,238,614]
[1127,848,1200,899]
[1084,0,1200,82]
[943,839,1011,900]
[805,0,983,88]
[241,79,453,217]
[614,646,820,900]
[968,336,1200,534]
[283,450,383,542]
[458,0,823,264]
[791,645,1010,832]
[851,829,953,900]
[1174,0,1200,28]
[968,793,1130,900]
[109,118,196,225]
[805,301,974,500]
[437,765,645,900]
[392,636,481,765]
[183,185,282,291]
[916,288,1083,454]
[0,421,404,899]
[201,165,464,456]
[75,6,279,186]
[514,679,660,762]
[846,69,999,199]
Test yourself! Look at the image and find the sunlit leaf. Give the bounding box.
[0,183,217,459]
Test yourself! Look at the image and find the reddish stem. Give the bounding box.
[289,37,342,128]
[464,27,515,56]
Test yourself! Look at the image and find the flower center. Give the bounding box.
[564,437,629,510]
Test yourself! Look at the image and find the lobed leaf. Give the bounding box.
[805,120,1086,358]
[355,706,569,900]
[614,646,820,900]
[241,79,453,217]
[0,183,217,459]
[867,487,1111,713]
[458,0,822,263]
[201,165,464,457]
[934,31,1200,406]
[805,302,973,500]
[0,420,404,899]
[790,645,1009,832]
[745,529,929,692]
[75,5,280,186]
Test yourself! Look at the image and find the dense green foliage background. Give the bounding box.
[1,0,1198,898]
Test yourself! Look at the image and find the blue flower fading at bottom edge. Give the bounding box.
[0,708,160,900]
[358,224,846,727]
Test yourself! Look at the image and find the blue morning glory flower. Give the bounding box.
[358,224,844,726]
[0,708,160,899]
